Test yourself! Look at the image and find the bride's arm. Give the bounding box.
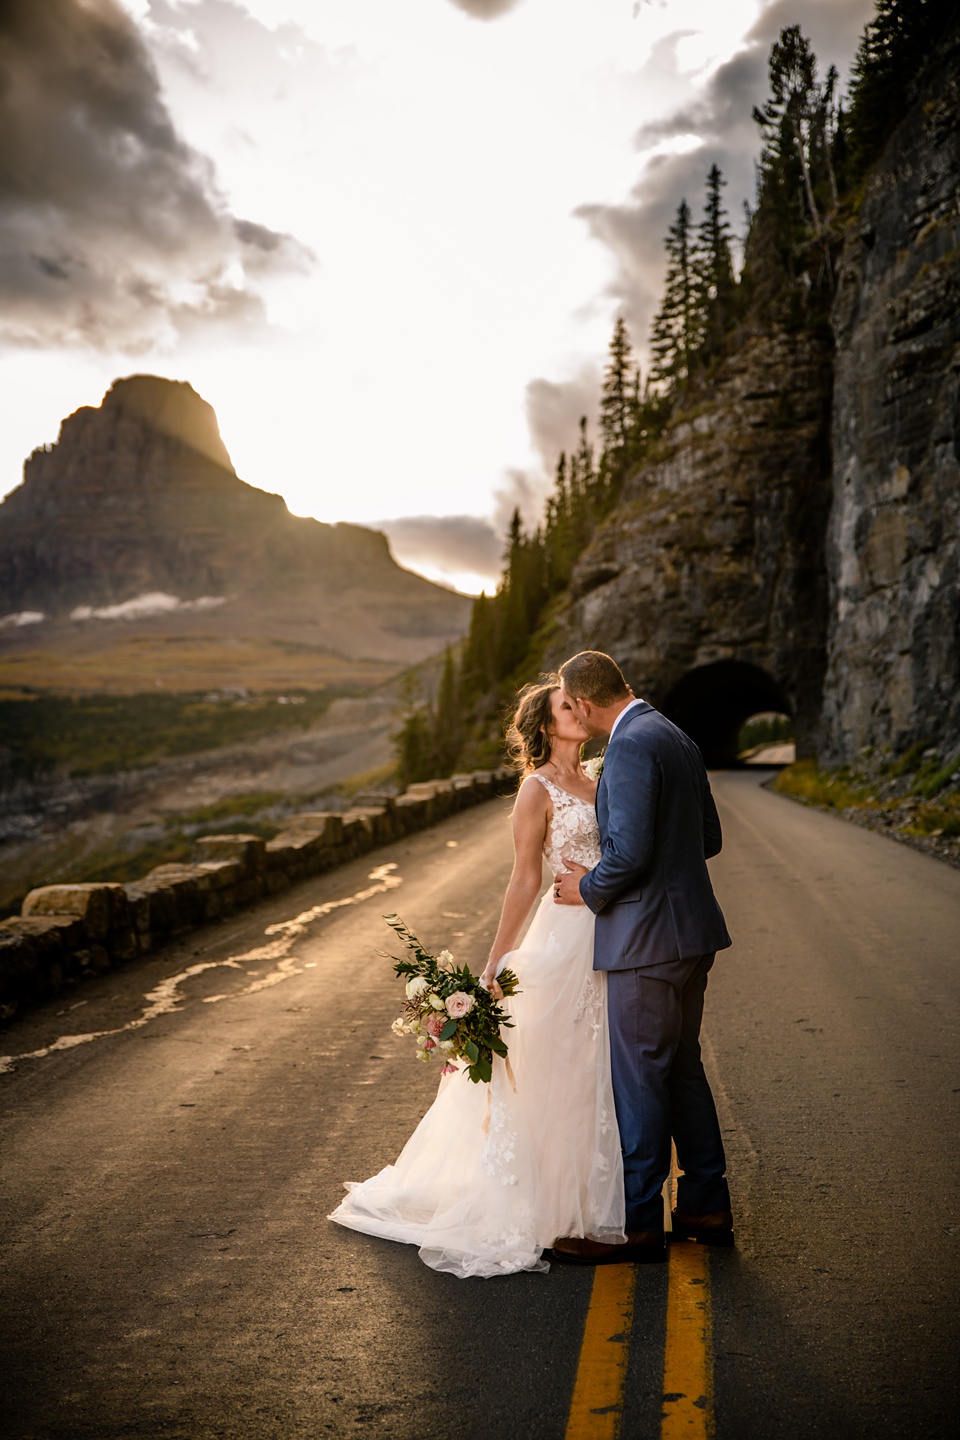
[479,777,548,996]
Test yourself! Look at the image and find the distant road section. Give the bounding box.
[743,741,796,764]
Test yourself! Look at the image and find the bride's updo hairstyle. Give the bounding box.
[504,676,561,776]
[558,650,630,706]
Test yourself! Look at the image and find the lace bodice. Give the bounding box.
[529,772,601,877]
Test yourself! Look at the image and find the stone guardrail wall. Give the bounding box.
[0,768,516,1024]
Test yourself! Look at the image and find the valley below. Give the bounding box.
[0,687,399,918]
[0,375,474,913]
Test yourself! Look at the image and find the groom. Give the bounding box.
[553,650,733,1264]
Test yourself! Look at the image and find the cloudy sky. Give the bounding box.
[0,0,874,593]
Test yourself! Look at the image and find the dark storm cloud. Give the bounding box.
[0,0,312,350]
[632,46,765,150]
[448,0,526,19]
[575,0,875,360]
[747,0,877,60]
[376,514,502,585]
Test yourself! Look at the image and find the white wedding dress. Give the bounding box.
[329,772,625,1278]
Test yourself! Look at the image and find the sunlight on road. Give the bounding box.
[0,863,402,1075]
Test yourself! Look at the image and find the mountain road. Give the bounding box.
[0,770,957,1438]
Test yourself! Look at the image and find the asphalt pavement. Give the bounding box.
[1,770,957,1439]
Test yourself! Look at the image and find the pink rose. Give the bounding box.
[425,1014,446,1037]
[445,991,474,1019]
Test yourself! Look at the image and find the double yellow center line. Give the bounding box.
[565,1263,638,1440]
[564,1216,714,1438]
[661,1242,713,1437]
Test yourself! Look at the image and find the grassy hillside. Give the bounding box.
[0,633,397,695]
[0,688,350,780]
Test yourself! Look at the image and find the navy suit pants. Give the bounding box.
[606,954,730,1231]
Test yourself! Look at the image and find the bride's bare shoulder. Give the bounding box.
[518,770,551,793]
[514,771,552,812]
[511,772,551,847]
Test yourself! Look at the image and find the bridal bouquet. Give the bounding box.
[384,914,520,1085]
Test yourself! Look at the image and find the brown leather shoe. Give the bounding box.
[670,1208,734,1246]
[550,1230,667,1265]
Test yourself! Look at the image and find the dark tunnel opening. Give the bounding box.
[662,660,792,768]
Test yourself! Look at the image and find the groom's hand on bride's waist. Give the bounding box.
[554,863,588,905]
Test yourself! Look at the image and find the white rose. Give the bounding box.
[405,975,429,1000]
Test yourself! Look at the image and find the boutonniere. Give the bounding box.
[582,749,605,782]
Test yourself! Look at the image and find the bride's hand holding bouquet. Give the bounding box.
[385,915,520,1085]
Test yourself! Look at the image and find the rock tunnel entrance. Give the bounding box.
[662,660,792,768]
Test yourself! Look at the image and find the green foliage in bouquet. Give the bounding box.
[384,914,520,1085]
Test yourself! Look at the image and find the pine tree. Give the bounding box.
[546,450,578,588]
[846,0,956,181]
[575,415,594,494]
[752,26,826,237]
[496,507,523,670]
[495,509,538,677]
[462,590,495,692]
[819,64,841,212]
[392,673,436,787]
[628,366,643,438]
[600,317,634,457]
[831,102,851,196]
[555,449,568,502]
[747,24,851,303]
[650,199,704,388]
[694,164,736,352]
[433,644,462,773]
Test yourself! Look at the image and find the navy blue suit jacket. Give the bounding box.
[580,702,731,971]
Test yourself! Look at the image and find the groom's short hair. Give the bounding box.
[559,651,630,706]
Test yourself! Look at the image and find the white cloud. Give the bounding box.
[376,515,501,595]
[71,592,227,622]
[0,610,45,629]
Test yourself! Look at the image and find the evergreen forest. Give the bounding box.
[393,0,957,786]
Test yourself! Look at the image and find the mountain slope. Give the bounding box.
[0,376,470,690]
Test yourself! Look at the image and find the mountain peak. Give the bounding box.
[0,377,471,679]
[96,375,235,474]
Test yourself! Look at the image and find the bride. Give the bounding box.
[328,678,625,1278]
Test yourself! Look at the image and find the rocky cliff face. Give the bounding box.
[545,327,834,764]
[0,376,471,676]
[820,33,960,763]
[546,33,959,767]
